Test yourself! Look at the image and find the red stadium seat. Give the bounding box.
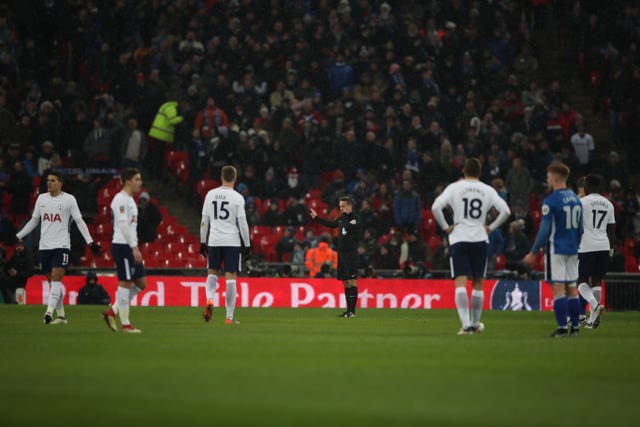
[272,225,286,237]
[420,217,437,239]
[194,179,220,202]
[164,150,188,172]
[495,254,507,270]
[426,235,441,254]
[622,238,637,257]
[625,256,639,273]
[530,210,542,228]
[533,252,545,272]
[175,161,189,184]
[304,189,322,200]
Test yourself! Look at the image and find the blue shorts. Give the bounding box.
[111,243,146,281]
[208,246,242,273]
[578,251,610,278]
[449,241,488,278]
[40,249,70,273]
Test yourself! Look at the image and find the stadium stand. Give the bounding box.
[0,1,637,279]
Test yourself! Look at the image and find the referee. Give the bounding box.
[310,196,362,318]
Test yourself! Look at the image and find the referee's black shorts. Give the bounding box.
[337,250,359,281]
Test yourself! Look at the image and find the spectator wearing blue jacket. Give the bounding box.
[393,178,421,232]
[327,52,354,98]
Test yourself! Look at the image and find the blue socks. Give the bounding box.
[568,296,580,328]
[553,296,568,328]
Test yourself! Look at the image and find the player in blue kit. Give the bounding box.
[524,163,583,337]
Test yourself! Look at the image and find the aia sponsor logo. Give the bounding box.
[42,212,62,222]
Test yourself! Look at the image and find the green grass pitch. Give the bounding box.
[1,305,639,427]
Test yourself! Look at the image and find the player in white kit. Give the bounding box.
[200,165,251,324]
[16,171,101,324]
[432,158,511,335]
[102,168,146,333]
[577,174,615,328]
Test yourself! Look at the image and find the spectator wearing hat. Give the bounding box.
[77,272,111,305]
[137,191,162,243]
[1,240,34,304]
[259,167,283,201]
[404,228,429,270]
[245,197,261,227]
[280,167,307,200]
[262,198,285,226]
[36,141,55,176]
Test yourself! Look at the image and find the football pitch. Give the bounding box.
[1,306,639,427]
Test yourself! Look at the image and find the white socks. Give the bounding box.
[111,285,142,314]
[116,287,131,325]
[577,282,599,310]
[592,286,602,305]
[226,280,237,320]
[47,281,64,317]
[471,289,484,327]
[129,285,142,301]
[206,274,218,301]
[455,287,470,328]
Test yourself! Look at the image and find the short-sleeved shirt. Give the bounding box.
[579,193,615,253]
[111,191,138,247]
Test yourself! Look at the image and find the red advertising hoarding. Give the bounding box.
[24,276,564,310]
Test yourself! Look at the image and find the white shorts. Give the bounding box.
[545,253,578,283]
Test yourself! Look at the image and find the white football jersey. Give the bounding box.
[579,193,615,253]
[111,191,138,246]
[432,179,511,245]
[17,192,84,250]
[201,186,250,247]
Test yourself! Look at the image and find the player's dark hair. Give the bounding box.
[547,163,570,180]
[339,195,355,206]
[584,174,602,194]
[47,170,65,183]
[221,165,237,183]
[120,167,140,183]
[463,158,482,178]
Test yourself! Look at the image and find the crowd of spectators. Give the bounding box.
[0,1,639,278]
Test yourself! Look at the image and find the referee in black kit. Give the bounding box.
[309,195,362,318]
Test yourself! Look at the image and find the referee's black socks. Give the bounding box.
[346,287,358,314]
